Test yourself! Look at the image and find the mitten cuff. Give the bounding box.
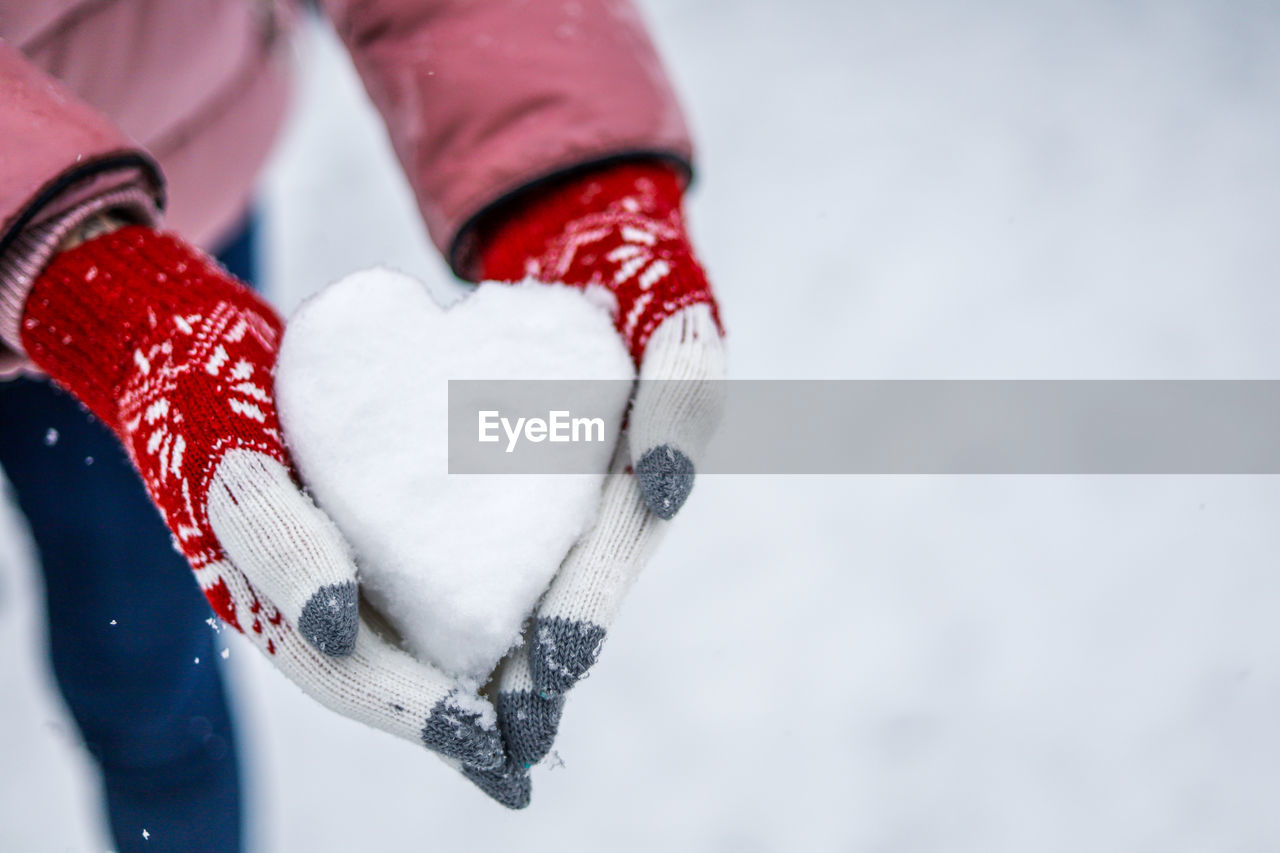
[20,226,269,426]
[476,160,721,363]
[0,186,155,357]
[476,160,685,282]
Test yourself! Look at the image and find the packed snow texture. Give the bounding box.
[4,3,1280,851]
[275,269,634,679]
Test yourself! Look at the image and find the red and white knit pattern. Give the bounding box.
[22,227,291,652]
[121,300,291,649]
[477,161,722,365]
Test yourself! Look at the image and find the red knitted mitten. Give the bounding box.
[21,226,505,769]
[476,161,728,781]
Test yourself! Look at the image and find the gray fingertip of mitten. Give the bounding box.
[297,580,359,656]
[421,695,505,770]
[529,616,606,698]
[498,689,565,769]
[462,761,532,810]
[634,444,695,519]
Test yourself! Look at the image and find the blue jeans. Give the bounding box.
[0,222,257,853]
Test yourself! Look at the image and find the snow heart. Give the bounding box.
[275,269,634,679]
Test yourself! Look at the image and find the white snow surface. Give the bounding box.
[4,3,1280,851]
[276,269,633,678]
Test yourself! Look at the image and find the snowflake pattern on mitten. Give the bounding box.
[119,299,295,652]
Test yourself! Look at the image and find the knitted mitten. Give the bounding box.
[474,161,727,792]
[478,160,725,518]
[22,226,504,770]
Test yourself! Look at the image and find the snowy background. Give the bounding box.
[5,0,1280,849]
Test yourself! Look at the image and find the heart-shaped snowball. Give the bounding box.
[275,269,634,679]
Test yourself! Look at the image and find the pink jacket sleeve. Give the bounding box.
[0,39,162,366]
[320,0,694,277]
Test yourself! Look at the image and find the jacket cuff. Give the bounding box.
[0,182,158,359]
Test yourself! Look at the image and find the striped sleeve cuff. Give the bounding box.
[0,186,158,359]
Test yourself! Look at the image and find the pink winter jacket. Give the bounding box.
[0,0,693,372]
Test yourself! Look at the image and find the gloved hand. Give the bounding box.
[22,224,505,772]
[469,161,727,806]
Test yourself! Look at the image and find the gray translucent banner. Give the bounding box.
[448,380,1280,474]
